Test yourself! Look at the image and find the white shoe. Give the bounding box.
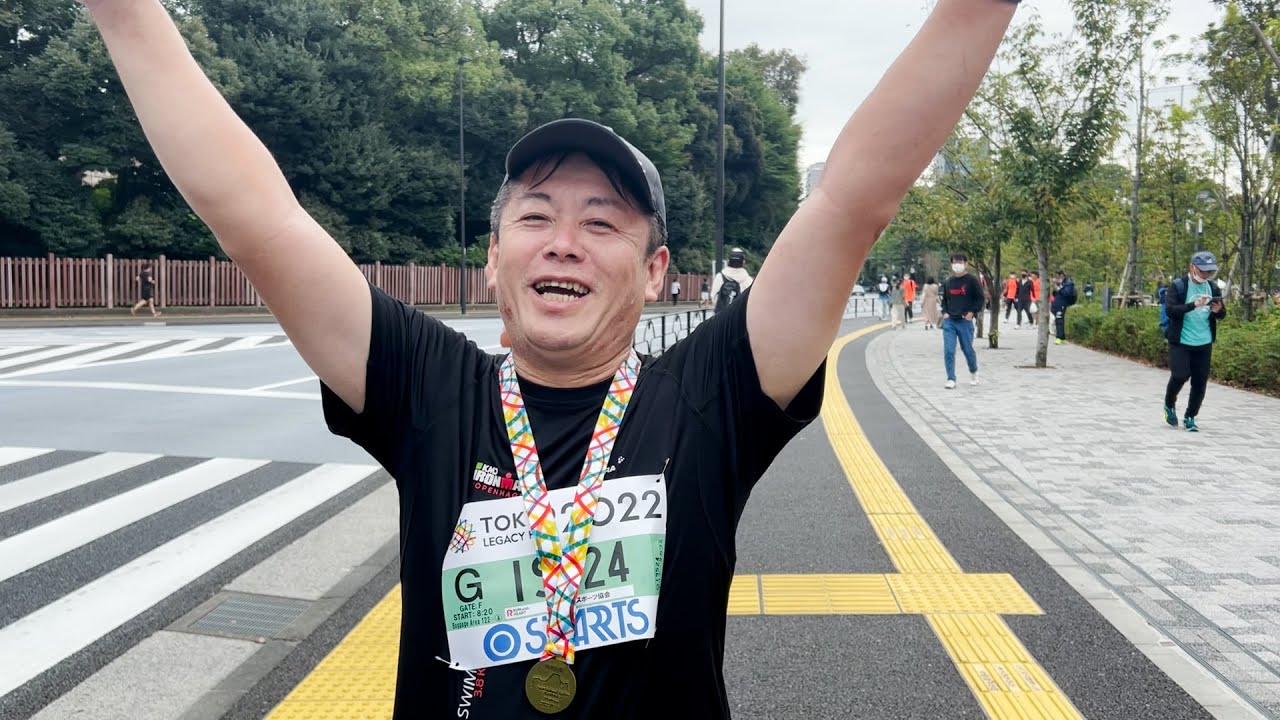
[945,379,957,389]
[970,373,980,386]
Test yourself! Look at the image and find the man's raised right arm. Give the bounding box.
[85,0,373,412]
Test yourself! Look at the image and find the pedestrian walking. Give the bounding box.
[941,253,983,389]
[1050,269,1076,345]
[890,279,906,329]
[130,263,161,317]
[670,277,681,306]
[699,278,711,308]
[902,274,917,324]
[711,247,753,314]
[1162,251,1227,433]
[1002,272,1018,322]
[877,276,891,320]
[1015,271,1035,327]
[921,277,941,330]
[82,0,1018,715]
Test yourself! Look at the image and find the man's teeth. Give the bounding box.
[535,280,589,298]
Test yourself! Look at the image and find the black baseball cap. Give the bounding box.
[504,119,667,229]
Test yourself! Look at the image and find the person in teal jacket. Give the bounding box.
[1162,251,1227,432]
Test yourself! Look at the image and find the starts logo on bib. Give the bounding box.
[450,519,477,554]
[473,462,518,498]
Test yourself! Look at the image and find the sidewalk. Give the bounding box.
[867,320,1280,718]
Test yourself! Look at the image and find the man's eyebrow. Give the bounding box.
[586,196,621,208]
[518,191,552,203]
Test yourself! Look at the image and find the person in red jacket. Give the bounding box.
[1002,272,1018,323]
[902,274,918,324]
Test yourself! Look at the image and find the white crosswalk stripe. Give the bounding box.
[0,446,382,702]
[0,334,291,378]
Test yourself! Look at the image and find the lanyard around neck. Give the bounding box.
[498,350,642,664]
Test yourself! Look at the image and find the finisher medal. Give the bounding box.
[525,657,577,715]
[499,350,641,713]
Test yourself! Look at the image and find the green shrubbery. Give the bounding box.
[1065,302,1280,396]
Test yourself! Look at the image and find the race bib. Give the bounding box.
[441,473,667,670]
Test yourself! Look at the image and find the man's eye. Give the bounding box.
[587,220,615,230]
[520,214,549,223]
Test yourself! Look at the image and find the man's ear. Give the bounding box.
[485,233,499,291]
[643,246,671,303]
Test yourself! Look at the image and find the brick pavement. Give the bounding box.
[865,317,1280,718]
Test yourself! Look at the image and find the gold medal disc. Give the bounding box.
[525,657,576,714]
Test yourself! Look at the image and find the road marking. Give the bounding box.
[0,452,160,513]
[0,446,53,469]
[250,375,318,392]
[0,346,38,359]
[0,343,108,370]
[0,461,378,697]
[0,340,174,378]
[823,327,1082,719]
[0,457,268,582]
[0,379,318,401]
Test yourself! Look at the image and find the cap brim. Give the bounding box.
[505,119,663,220]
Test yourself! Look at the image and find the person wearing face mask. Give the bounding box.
[1162,251,1227,432]
[941,252,984,389]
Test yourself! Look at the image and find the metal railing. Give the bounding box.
[632,307,712,356]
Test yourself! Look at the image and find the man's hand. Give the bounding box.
[964,312,974,321]
[1195,295,1210,307]
[1210,299,1223,312]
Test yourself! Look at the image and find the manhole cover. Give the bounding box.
[188,594,311,640]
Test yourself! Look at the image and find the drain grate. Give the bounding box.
[188,594,311,640]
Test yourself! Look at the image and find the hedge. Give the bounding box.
[1065,302,1280,396]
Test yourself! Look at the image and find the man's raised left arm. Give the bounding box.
[748,0,1018,407]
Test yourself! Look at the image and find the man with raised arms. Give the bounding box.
[79,0,1020,716]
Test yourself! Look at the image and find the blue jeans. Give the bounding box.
[942,317,978,380]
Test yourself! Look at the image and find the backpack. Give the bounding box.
[715,272,741,312]
[1158,278,1185,335]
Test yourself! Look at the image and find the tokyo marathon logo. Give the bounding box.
[450,519,476,554]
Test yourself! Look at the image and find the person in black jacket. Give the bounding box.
[1163,251,1227,432]
[1050,270,1076,345]
[941,252,985,388]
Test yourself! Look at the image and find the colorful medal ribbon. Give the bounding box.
[499,350,642,664]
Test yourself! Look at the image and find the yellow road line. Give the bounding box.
[822,327,1082,720]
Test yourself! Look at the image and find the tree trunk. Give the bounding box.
[1036,244,1051,368]
[1126,51,1145,304]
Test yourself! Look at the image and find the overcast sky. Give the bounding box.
[683,0,1226,169]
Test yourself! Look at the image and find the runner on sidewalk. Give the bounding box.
[1162,251,1227,432]
[80,0,1018,715]
[941,252,984,389]
[902,274,917,324]
[1003,272,1018,323]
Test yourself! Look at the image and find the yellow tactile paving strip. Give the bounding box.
[822,327,1081,720]
[268,326,1076,719]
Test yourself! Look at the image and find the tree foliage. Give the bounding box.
[0,0,804,271]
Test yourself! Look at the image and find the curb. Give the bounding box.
[861,331,1270,720]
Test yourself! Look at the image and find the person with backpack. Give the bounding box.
[1050,269,1076,345]
[712,247,753,314]
[1162,252,1227,432]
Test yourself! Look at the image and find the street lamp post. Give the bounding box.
[715,0,726,272]
[458,56,469,315]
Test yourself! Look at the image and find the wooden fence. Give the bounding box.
[0,254,708,310]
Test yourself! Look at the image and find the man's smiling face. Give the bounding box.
[486,152,668,370]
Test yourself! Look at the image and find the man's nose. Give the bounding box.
[543,223,583,260]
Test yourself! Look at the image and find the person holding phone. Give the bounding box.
[1162,251,1227,432]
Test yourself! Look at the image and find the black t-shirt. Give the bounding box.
[321,284,825,719]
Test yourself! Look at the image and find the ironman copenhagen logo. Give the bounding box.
[451,519,477,554]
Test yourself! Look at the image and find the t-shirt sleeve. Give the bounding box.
[320,283,485,469]
[656,289,826,490]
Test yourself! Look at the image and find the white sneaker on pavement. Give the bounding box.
[970,373,980,386]
[945,379,957,389]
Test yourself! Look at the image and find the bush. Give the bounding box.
[1068,303,1280,396]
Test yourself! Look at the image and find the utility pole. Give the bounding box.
[715,0,726,272]
[458,57,469,314]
